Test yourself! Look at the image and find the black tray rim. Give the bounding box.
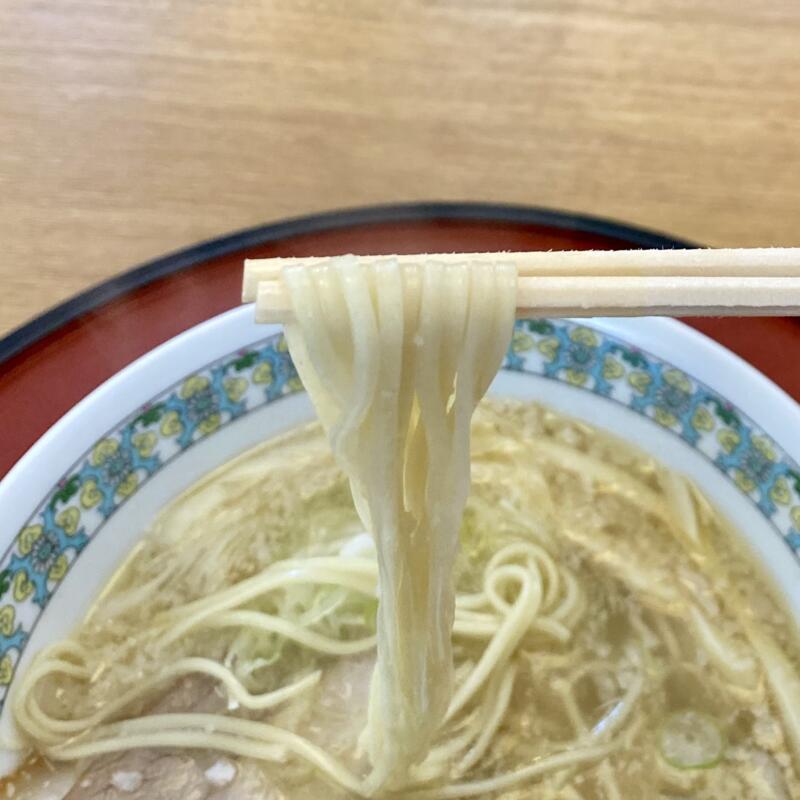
[0,202,693,366]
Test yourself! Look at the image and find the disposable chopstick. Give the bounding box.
[242,247,800,303]
[242,247,800,323]
[252,275,800,323]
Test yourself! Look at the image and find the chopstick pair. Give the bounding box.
[242,248,800,323]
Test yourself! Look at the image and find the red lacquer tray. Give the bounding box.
[2,203,798,480]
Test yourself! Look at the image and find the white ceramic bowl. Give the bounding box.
[1,310,799,772]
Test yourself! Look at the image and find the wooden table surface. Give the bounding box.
[1,0,799,338]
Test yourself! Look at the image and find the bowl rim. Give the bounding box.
[2,307,799,546]
[595,316,800,452]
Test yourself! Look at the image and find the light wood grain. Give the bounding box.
[1,0,799,336]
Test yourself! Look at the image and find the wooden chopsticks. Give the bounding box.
[242,248,800,323]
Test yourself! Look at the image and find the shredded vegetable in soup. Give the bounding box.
[7,257,800,800]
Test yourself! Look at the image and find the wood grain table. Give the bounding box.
[1,0,799,338]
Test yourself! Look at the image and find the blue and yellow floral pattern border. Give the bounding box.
[0,320,798,707]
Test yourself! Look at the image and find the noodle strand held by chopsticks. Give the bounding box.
[283,256,516,790]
